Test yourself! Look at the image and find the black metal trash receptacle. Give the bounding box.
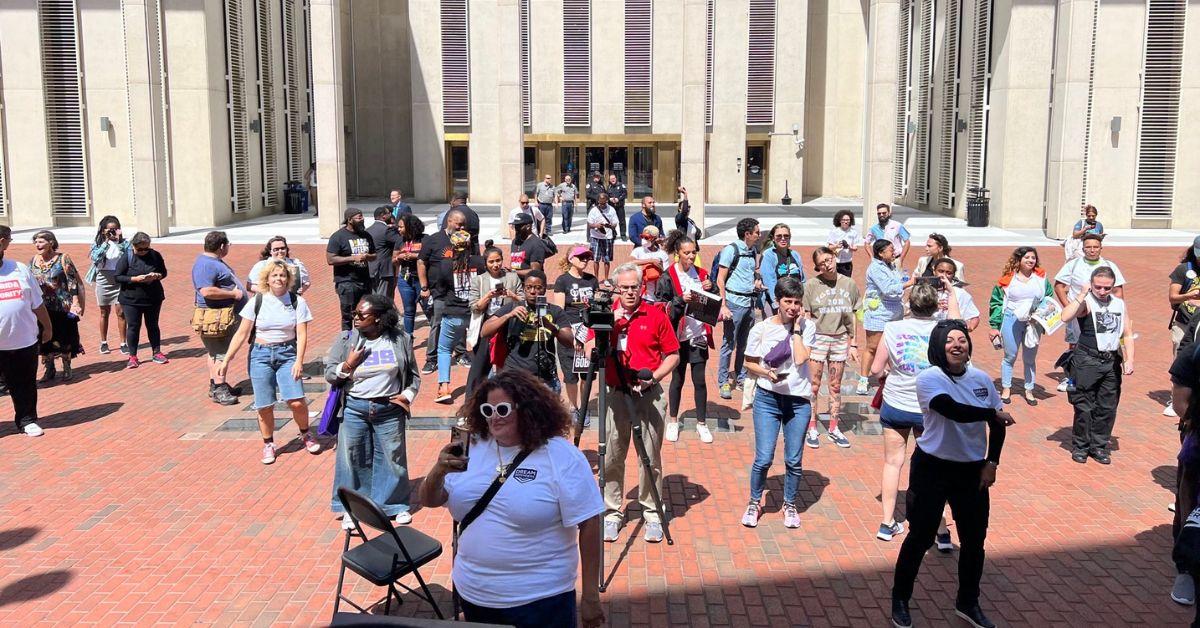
[967,187,990,227]
[284,181,307,214]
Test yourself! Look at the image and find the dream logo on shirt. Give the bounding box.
[973,387,990,399]
[893,333,931,375]
[512,468,537,483]
[0,279,21,301]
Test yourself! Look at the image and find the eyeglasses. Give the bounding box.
[615,284,640,293]
[352,311,375,320]
[479,402,515,418]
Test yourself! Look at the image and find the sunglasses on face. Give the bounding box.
[480,402,515,418]
[352,311,375,320]
[271,247,288,253]
[774,234,791,240]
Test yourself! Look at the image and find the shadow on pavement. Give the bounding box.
[0,527,39,552]
[0,570,73,608]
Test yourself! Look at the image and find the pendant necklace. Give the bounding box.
[495,441,515,482]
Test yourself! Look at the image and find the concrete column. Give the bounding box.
[0,1,53,227]
[680,0,707,225]
[496,0,524,233]
[861,0,900,229]
[122,0,171,237]
[310,0,347,237]
[1043,0,1095,240]
[770,0,807,205]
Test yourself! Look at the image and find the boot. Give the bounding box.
[61,359,72,381]
[39,360,56,384]
[208,380,216,399]
[213,383,240,406]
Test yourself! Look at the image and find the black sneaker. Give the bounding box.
[119,343,130,355]
[421,363,437,375]
[891,599,913,628]
[954,603,995,628]
[1071,450,1088,464]
[1089,449,1111,465]
[213,383,240,406]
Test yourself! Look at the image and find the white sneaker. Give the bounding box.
[664,421,680,442]
[261,442,277,465]
[1165,402,1178,417]
[341,514,355,530]
[23,422,44,437]
[696,423,713,443]
[394,511,412,525]
[1056,379,1070,392]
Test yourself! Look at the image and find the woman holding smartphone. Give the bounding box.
[114,232,168,369]
[465,244,523,394]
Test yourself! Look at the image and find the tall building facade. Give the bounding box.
[0,0,1196,237]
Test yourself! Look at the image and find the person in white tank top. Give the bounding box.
[1060,266,1135,465]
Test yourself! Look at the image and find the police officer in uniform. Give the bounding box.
[606,173,628,242]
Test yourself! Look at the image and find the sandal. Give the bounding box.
[1023,390,1038,406]
[435,384,453,404]
[1000,388,1011,404]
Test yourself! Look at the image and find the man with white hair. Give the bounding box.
[602,262,681,544]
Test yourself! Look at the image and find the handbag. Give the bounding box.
[317,384,346,437]
[870,375,887,410]
[191,305,237,338]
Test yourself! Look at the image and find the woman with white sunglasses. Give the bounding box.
[420,369,605,628]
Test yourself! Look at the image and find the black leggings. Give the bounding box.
[668,343,708,423]
[121,302,162,357]
[892,447,990,607]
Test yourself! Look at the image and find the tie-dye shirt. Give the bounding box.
[880,317,939,413]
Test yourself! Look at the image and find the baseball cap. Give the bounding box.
[511,212,534,226]
[343,207,363,224]
[1193,234,1200,260]
[569,245,593,260]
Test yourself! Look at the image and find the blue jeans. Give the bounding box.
[395,273,428,335]
[718,302,754,386]
[560,201,575,233]
[749,389,810,504]
[331,396,410,516]
[1000,310,1038,390]
[248,342,306,409]
[461,589,576,628]
[538,202,553,232]
[438,313,467,383]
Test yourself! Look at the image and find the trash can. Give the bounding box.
[284,181,307,214]
[966,187,990,227]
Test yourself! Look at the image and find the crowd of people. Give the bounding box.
[2,198,1196,628]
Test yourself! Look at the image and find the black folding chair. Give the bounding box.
[333,487,444,620]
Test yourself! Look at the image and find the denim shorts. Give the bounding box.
[248,341,306,409]
[879,401,925,429]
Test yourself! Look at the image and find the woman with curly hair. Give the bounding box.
[987,247,1053,405]
[825,210,861,277]
[419,369,604,628]
[30,230,85,381]
[86,215,129,355]
[245,236,311,295]
[908,233,965,285]
[395,213,430,335]
[433,230,484,403]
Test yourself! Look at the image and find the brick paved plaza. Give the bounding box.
[0,241,1193,626]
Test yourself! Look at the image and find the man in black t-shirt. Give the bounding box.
[418,210,464,373]
[366,206,404,301]
[481,270,573,389]
[509,213,550,279]
[326,208,377,330]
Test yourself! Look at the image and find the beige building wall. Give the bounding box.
[529,0,565,132]
[592,0,625,134]
[706,0,749,203]
[651,0,683,134]
[984,0,1054,229]
[407,0,446,201]
[0,1,54,227]
[467,0,502,202]
[1175,0,1200,230]
[769,0,808,205]
[803,0,866,199]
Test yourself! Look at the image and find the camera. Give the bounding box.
[584,287,616,331]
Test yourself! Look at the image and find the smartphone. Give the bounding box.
[448,425,471,459]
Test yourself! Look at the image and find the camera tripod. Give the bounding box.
[572,324,674,594]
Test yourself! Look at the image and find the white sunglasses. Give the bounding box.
[479,402,515,419]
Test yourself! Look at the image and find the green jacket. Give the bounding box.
[988,275,1054,330]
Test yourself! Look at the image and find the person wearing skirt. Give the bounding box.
[30,230,85,381]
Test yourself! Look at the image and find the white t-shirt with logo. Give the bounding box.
[916,365,1001,462]
[0,260,44,351]
[675,266,707,341]
[881,317,939,413]
[745,318,818,398]
[239,292,314,344]
[445,436,604,609]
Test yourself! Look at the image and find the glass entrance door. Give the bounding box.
[608,146,628,184]
[745,144,767,202]
[632,146,655,199]
[447,143,469,200]
[584,146,606,184]
[559,147,579,185]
